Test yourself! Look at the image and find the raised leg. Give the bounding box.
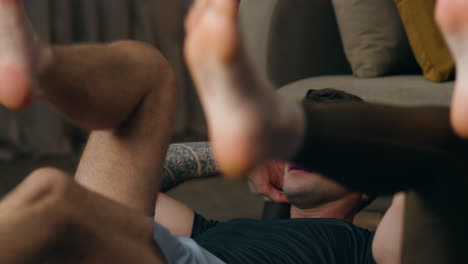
[0,0,176,133]
[71,43,177,215]
[436,0,468,138]
[40,41,176,131]
[0,168,165,264]
[373,193,405,264]
[0,169,69,264]
[0,0,51,110]
[185,0,305,179]
[0,0,177,260]
[0,1,178,215]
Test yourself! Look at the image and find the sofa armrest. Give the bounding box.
[240,0,351,87]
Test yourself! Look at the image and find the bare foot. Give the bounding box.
[185,0,304,179]
[436,0,468,138]
[0,0,52,110]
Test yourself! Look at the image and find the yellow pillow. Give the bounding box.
[394,0,454,82]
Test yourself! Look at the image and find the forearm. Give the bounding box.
[154,193,195,237]
[161,142,219,192]
[293,102,468,195]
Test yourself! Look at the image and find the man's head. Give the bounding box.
[283,88,374,212]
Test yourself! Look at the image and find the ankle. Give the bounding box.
[269,98,305,161]
[33,45,57,83]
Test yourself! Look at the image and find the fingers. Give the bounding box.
[257,184,290,204]
[268,191,290,204]
[248,161,288,202]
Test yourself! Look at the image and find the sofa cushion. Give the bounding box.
[331,0,418,78]
[279,75,453,107]
[394,0,455,83]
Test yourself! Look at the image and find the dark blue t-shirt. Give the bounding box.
[191,214,375,264]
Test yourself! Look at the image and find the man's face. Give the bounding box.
[283,163,359,209]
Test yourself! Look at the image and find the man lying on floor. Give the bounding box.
[154,89,406,264]
[155,162,382,264]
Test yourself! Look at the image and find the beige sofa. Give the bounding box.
[240,0,453,105]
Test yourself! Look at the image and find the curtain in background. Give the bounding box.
[24,0,159,44]
[153,0,207,137]
[0,0,205,160]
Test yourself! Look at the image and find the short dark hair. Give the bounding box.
[304,88,375,211]
[305,88,364,103]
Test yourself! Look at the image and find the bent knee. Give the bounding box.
[451,107,468,139]
[23,167,75,204]
[373,193,406,264]
[109,40,175,78]
[108,40,171,70]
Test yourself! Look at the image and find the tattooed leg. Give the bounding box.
[161,142,219,192]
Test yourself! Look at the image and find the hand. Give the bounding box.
[248,161,290,204]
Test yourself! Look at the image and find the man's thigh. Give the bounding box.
[57,174,166,263]
[0,168,165,263]
[0,168,71,264]
[401,192,457,264]
[373,191,464,264]
[373,193,405,264]
[63,173,224,264]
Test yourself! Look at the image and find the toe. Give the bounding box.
[186,0,211,33]
[451,106,468,139]
[436,0,458,34]
[0,67,33,110]
[436,0,468,34]
[212,0,239,21]
[451,82,468,139]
